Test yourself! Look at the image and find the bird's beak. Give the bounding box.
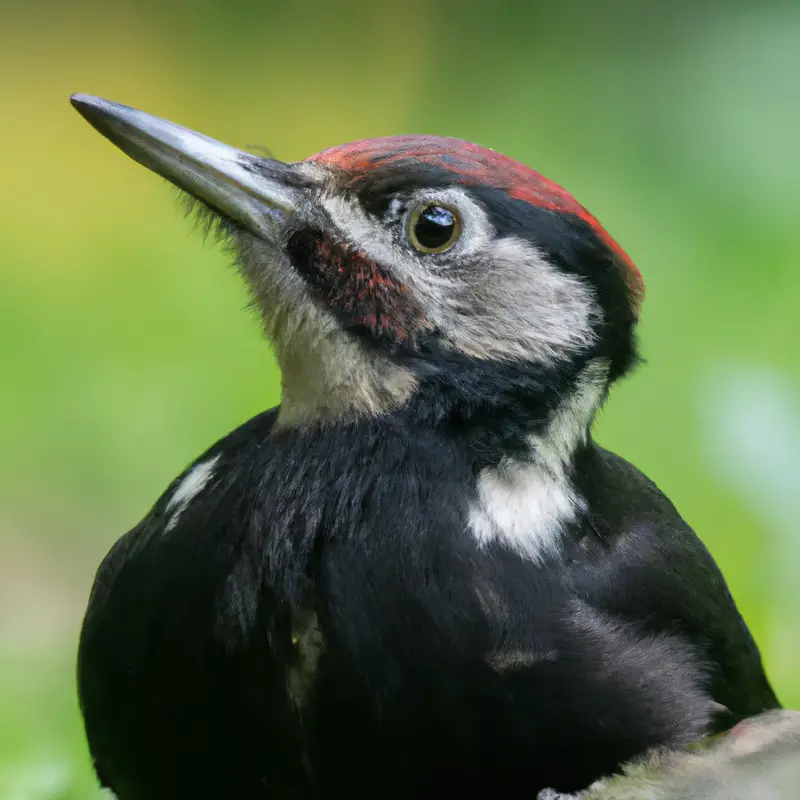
[70,93,310,240]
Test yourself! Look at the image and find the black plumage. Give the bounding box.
[70,94,779,799]
[79,412,777,797]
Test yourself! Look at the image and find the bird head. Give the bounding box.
[71,95,643,460]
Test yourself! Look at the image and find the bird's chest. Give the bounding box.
[78,451,705,797]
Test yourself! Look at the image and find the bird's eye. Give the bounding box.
[408,205,462,254]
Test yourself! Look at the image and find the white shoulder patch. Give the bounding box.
[468,458,583,563]
[165,454,221,532]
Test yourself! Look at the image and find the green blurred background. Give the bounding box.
[1,0,798,796]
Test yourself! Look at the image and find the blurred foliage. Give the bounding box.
[0,0,798,796]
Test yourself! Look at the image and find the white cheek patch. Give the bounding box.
[164,454,221,532]
[319,192,599,368]
[448,236,598,364]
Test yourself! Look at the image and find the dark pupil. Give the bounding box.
[415,206,455,249]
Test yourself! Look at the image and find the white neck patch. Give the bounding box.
[467,363,607,563]
[468,462,583,563]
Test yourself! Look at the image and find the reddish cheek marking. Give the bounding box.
[309,135,645,315]
[308,236,428,345]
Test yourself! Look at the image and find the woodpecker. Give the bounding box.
[70,94,780,800]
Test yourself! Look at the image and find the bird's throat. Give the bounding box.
[404,355,608,471]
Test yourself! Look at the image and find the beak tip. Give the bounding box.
[71,94,138,130]
[70,92,98,113]
[70,93,114,131]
